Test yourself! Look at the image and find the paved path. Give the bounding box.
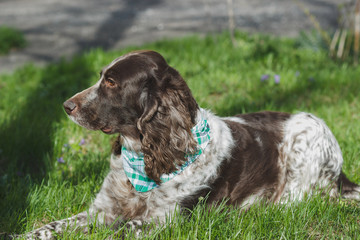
[0,0,349,73]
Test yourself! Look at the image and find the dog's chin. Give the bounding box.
[68,116,111,133]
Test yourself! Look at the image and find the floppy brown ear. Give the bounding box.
[137,69,199,184]
[137,94,159,124]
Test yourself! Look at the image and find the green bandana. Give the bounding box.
[121,111,211,192]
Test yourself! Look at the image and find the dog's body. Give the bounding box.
[22,51,359,239]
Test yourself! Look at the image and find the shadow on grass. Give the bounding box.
[0,56,96,232]
[0,59,93,176]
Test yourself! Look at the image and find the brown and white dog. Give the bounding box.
[23,50,359,239]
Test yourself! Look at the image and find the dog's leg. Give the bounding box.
[17,168,164,239]
[281,113,345,201]
[19,211,89,240]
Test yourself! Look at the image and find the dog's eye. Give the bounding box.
[105,78,116,87]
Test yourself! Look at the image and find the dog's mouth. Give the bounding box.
[101,127,113,134]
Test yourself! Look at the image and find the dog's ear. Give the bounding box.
[137,67,199,184]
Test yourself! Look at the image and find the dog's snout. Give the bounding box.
[63,100,77,115]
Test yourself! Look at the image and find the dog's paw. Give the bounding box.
[107,220,145,239]
[126,220,143,238]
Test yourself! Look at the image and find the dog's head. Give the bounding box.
[63,50,199,183]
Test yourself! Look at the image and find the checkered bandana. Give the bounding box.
[121,110,211,192]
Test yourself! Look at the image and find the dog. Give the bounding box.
[22,50,359,239]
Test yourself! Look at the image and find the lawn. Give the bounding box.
[0,32,359,239]
[0,26,26,55]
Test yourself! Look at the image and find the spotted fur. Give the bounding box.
[18,51,359,239]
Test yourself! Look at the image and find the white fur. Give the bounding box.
[280,112,343,200]
[67,80,101,128]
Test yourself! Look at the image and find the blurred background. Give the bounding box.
[0,0,358,73]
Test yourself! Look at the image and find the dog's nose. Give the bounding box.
[63,100,77,115]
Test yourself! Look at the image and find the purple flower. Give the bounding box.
[308,77,315,82]
[57,157,65,163]
[16,171,23,177]
[63,143,70,148]
[79,138,85,146]
[274,75,280,84]
[260,74,269,82]
[295,71,300,77]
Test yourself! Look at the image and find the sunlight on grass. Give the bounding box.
[0,32,359,239]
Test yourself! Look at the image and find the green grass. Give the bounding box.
[0,26,26,55]
[0,32,359,239]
